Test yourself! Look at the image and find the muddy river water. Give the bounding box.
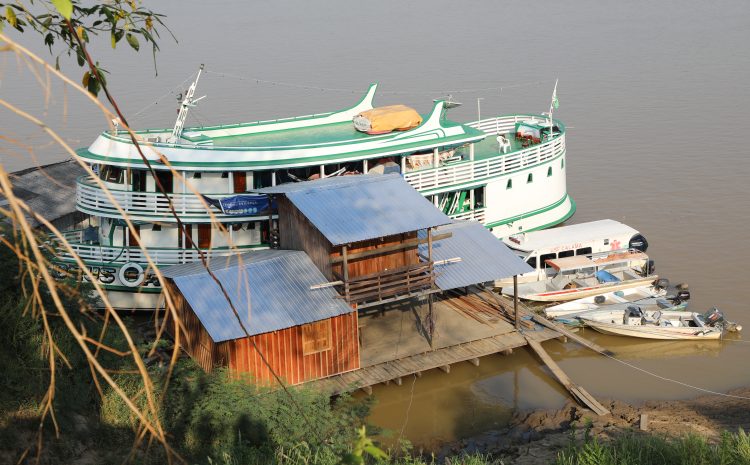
[2,0,749,449]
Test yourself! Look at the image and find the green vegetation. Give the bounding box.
[557,428,750,465]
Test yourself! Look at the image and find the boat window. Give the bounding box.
[101,165,124,184]
[249,222,256,230]
[540,253,556,268]
[221,171,229,179]
[547,167,553,177]
[506,179,513,189]
[576,247,592,256]
[192,172,202,179]
[558,250,574,258]
[151,224,161,231]
[526,256,537,269]
[231,223,242,231]
[527,173,533,183]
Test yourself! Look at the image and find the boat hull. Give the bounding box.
[583,321,722,340]
[509,276,656,302]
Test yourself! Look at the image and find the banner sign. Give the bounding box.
[204,194,275,216]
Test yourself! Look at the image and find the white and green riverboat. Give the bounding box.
[54,70,575,310]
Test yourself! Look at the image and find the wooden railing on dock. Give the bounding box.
[340,262,434,306]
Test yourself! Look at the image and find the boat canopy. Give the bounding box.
[593,251,649,266]
[545,255,596,272]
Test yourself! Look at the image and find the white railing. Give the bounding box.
[404,115,565,193]
[76,176,270,221]
[449,207,486,223]
[54,230,265,265]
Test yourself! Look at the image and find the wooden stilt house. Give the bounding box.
[256,174,454,310]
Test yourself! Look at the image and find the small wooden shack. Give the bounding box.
[163,250,359,385]
[258,174,452,309]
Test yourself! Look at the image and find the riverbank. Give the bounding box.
[443,387,750,464]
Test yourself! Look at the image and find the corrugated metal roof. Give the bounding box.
[7,159,85,227]
[420,221,534,291]
[164,250,353,342]
[256,174,451,246]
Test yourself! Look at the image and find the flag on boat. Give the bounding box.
[203,194,275,216]
[550,79,560,111]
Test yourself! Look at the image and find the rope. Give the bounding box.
[131,71,198,118]
[600,351,750,401]
[398,374,418,444]
[203,69,547,96]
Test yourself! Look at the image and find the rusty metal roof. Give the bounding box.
[163,250,352,342]
[255,174,451,246]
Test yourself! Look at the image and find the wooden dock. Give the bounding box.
[311,323,559,394]
[305,290,611,416]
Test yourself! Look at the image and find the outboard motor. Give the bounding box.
[629,233,649,252]
[703,307,725,327]
[653,278,670,290]
[626,305,642,318]
[643,259,656,275]
[594,295,606,304]
[675,290,691,302]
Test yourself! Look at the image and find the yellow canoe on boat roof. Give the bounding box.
[353,105,423,134]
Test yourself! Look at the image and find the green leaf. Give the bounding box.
[82,71,90,88]
[5,6,17,28]
[125,32,139,51]
[50,0,73,20]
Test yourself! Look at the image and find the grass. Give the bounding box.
[556,428,750,465]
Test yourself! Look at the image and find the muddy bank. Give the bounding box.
[441,387,750,464]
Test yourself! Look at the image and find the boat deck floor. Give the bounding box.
[306,296,561,395]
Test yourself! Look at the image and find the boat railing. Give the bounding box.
[76,176,274,221]
[448,207,486,223]
[52,239,265,266]
[403,120,565,193]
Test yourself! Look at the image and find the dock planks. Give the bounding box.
[308,325,560,395]
[525,337,610,416]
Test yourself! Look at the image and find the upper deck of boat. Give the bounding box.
[192,116,482,149]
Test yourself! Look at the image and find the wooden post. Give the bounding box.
[267,194,275,248]
[514,275,520,330]
[427,228,435,347]
[343,245,349,301]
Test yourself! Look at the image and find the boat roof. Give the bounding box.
[77,84,488,170]
[547,251,648,271]
[504,220,640,253]
[546,255,596,271]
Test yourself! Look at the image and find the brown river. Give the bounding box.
[2,0,749,449]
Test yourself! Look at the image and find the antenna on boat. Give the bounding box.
[167,64,206,145]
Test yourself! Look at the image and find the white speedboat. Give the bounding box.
[502,252,656,302]
[544,284,687,319]
[580,307,727,340]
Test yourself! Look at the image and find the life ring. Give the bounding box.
[118,262,145,287]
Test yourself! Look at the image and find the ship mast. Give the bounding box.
[167,64,206,145]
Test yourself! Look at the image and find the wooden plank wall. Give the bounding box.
[164,280,229,371]
[331,232,420,280]
[276,196,334,280]
[223,312,360,386]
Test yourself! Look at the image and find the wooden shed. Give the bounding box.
[162,250,360,385]
[257,174,453,309]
